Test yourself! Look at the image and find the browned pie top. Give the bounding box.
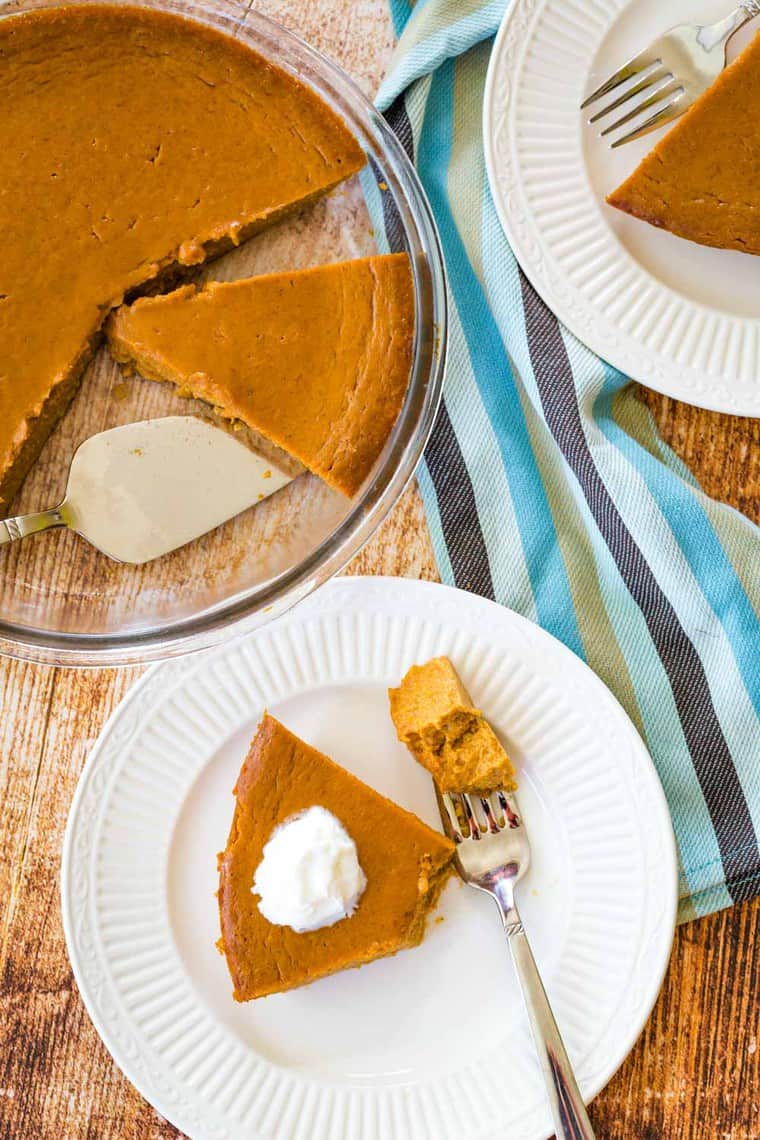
[217,715,455,1001]
[106,254,415,496]
[0,4,365,508]
[607,30,760,254]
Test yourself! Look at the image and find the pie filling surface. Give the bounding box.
[607,31,760,255]
[0,4,365,510]
[389,656,517,794]
[217,714,455,1001]
[106,254,415,497]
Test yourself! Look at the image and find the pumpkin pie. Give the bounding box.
[389,657,517,794]
[0,5,365,512]
[607,31,760,254]
[217,714,455,1001]
[106,254,415,496]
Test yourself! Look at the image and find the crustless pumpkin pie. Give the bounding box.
[607,31,760,254]
[106,254,415,496]
[217,715,455,1000]
[0,5,365,512]
[389,657,517,794]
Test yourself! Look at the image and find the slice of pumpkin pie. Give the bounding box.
[106,254,415,496]
[217,715,455,1001]
[607,30,760,254]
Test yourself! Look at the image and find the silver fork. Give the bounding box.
[438,788,595,1140]
[581,2,760,147]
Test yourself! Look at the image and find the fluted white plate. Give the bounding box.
[62,577,677,1140]
[484,0,760,416]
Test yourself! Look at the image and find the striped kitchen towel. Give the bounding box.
[372,0,760,922]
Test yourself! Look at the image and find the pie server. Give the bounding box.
[0,416,293,564]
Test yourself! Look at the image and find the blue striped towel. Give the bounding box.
[372,0,760,922]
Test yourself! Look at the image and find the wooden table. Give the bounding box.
[1,1,758,1136]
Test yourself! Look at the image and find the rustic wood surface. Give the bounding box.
[1,1,759,1138]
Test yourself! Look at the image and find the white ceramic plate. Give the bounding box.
[484,0,760,416]
[62,577,677,1140]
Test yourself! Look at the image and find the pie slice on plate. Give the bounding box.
[217,714,455,1000]
[106,254,415,496]
[607,31,760,254]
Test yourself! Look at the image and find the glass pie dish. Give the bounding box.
[0,0,446,666]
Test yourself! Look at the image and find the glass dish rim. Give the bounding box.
[0,0,448,667]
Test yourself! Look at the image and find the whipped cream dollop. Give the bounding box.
[252,806,367,933]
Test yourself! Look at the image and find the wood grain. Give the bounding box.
[640,390,760,522]
[1,1,758,1138]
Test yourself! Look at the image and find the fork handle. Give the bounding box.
[501,902,596,1139]
[698,4,760,53]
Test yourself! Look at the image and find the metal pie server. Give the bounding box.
[0,416,292,564]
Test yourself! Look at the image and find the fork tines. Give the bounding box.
[441,789,518,841]
[582,51,686,147]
